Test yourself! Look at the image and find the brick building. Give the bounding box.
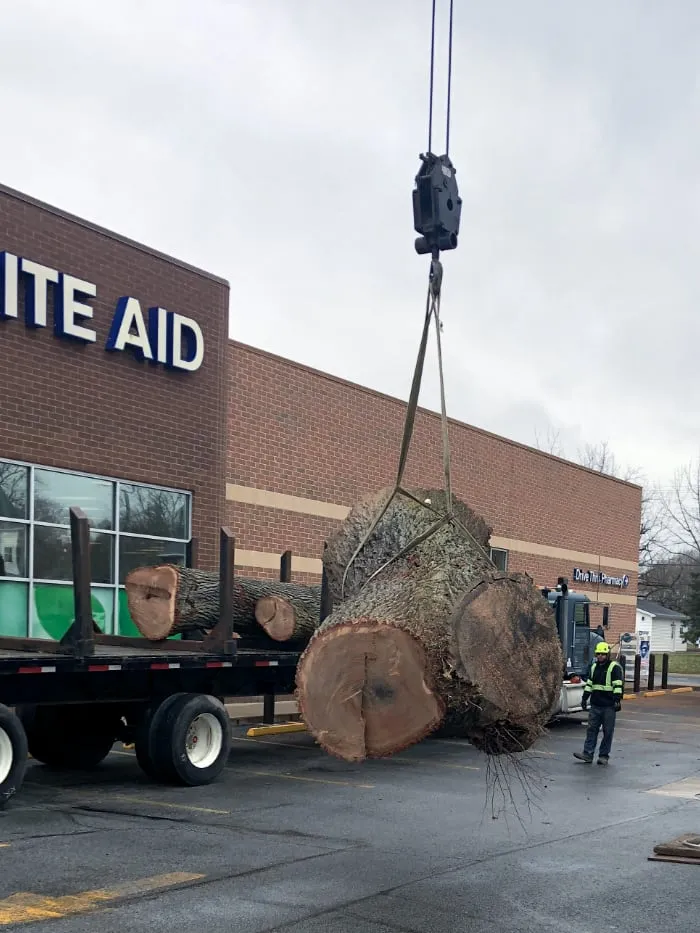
[0,183,641,644]
[0,183,228,639]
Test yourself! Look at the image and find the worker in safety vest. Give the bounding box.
[573,642,623,766]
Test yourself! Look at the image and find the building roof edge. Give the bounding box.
[0,182,230,288]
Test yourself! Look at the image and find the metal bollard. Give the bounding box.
[648,653,656,691]
[263,693,275,724]
[661,653,669,690]
[633,655,641,693]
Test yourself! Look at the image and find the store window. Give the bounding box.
[489,547,508,572]
[0,459,191,640]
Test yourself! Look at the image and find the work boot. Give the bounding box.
[597,756,609,766]
[573,752,593,763]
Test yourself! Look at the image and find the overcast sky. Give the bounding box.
[1,0,698,489]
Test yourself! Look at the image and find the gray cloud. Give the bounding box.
[1,0,698,486]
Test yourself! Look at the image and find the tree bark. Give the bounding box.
[124,565,322,641]
[295,487,562,761]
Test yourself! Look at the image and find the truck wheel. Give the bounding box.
[0,705,28,810]
[152,694,231,786]
[134,694,189,780]
[16,705,118,770]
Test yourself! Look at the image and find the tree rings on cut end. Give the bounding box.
[296,622,445,761]
[449,573,563,751]
[254,596,296,641]
[124,565,179,640]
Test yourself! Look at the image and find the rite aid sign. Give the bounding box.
[573,567,630,589]
[0,251,203,373]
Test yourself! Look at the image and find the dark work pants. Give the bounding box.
[583,705,617,758]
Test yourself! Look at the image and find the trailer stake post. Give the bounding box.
[219,526,235,631]
[280,550,292,583]
[66,506,96,657]
[202,527,238,655]
[320,543,332,623]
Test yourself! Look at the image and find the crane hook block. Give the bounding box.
[412,152,462,255]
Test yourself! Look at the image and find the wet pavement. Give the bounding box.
[1,692,699,932]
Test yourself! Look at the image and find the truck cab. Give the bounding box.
[542,580,599,717]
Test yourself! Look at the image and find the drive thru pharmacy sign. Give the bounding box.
[573,567,630,589]
[0,250,204,373]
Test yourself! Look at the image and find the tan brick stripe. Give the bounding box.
[488,536,637,573]
[226,483,349,520]
[234,548,322,576]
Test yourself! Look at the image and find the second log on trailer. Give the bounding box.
[295,487,563,761]
[124,565,322,642]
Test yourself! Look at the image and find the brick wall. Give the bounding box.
[0,184,229,569]
[227,341,641,642]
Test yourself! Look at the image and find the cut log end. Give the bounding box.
[450,572,563,754]
[255,596,296,642]
[296,622,445,761]
[124,565,180,641]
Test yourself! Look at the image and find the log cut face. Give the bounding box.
[296,488,497,760]
[297,623,443,761]
[254,594,321,642]
[447,572,564,753]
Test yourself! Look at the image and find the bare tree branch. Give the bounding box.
[533,426,564,457]
[574,440,666,574]
[639,454,700,609]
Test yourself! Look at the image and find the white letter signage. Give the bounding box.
[0,250,204,373]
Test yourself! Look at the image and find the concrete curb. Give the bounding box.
[624,686,696,700]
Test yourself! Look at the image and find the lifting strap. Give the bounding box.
[341,262,494,599]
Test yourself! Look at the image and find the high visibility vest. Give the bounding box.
[584,660,623,697]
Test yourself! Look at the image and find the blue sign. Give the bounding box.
[0,250,204,372]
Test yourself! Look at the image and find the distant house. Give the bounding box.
[636,598,689,653]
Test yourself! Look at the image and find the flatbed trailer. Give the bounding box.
[0,507,307,809]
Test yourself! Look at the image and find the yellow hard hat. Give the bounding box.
[594,642,611,654]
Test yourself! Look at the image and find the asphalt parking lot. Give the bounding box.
[1,693,699,933]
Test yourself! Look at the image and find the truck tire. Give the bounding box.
[16,705,119,770]
[151,694,231,787]
[0,705,28,810]
[134,693,189,780]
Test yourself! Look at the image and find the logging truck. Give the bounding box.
[0,508,303,810]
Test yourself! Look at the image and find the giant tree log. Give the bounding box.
[295,487,562,761]
[124,565,322,641]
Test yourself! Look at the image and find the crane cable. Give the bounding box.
[341,1,493,600]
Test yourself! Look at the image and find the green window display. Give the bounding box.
[0,460,191,639]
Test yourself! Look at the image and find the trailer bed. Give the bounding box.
[0,644,299,664]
